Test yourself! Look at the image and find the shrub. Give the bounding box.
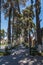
[5,46,11,56]
[30,47,38,56]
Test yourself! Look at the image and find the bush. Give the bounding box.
[5,46,11,56]
[25,45,29,49]
[0,51,10,56]
[8,44,19,50]
[37,52,41,56]
[30,47,38,56]
[30,47,43,56]
[0,52,4,56]
[3,52,10,56]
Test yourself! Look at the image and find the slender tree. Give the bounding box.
[8,7,12,47]
[35,0,42,53]
[30,0,34,55]
[31,0,34,19]
[0,0,1,43]
[1,0,13,48]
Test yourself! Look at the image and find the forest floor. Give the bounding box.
[0,44,43,65]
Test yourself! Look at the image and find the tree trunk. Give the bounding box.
[31,0,33,10]
[24,28,28,43]
[12,8,17,47]
[8,7,12,48]
[31,0,34,19]
[12,8,15,43]
[35,0,42,45]
[0,21,1,43]
[0,3,1,43]
[17,0,21,14]
[29,31,31,55]
[16,0,21,39]
[35,0,42,53]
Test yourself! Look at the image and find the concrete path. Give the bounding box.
[0,45,43,65]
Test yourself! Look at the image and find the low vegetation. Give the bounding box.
[0,52,10,56]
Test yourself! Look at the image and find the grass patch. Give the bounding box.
[0,51,11,56]
[0,43,8,46]
[0,52,4,56]
[0,46,11,56]
[0,52,10,56]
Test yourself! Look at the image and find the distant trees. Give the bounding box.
[12,0,29,43]
[1,0,42,54]
[1,0,29,47]
[0,29,5,39]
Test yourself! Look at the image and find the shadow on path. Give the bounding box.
[0,45,43,65]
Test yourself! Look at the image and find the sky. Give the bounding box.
[1,0,43,32]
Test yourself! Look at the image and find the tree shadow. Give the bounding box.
[0,47,43,65]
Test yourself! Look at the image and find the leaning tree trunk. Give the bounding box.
[35,0,42,53]
[8,7,12,49]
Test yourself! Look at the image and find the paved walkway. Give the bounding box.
[0,45,43,65]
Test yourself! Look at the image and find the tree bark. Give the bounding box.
[24,28,28,43]
[35,0,42,53]
[8,7,12,48]
[35,0,42,45]
[12,8,15,43]
[17,0,21,14]
[29,31,31,55]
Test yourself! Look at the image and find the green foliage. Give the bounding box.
[1,0,36,49]
[30,47,38,56]
[0,29,5,38]
[0,52,4,56]
[0,51,10,56]
[30,47,43,56]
